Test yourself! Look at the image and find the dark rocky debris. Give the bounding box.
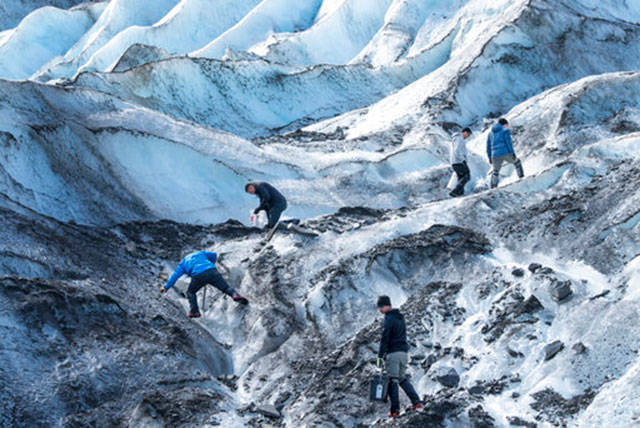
[543,341,565,361]
[530,388,596,425]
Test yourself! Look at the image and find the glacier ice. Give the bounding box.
[0,0,640,426]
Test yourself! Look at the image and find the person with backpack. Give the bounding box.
[161,250,248,317]
[486,118,524,188]
[449,127,472,197]
[376,295,422,418]
[245,181,288,229]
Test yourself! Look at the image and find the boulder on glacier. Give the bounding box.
[543,341,565,361]
[549,279,573,302]
[435,367,460,388]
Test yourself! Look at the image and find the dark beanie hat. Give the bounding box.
[377,295,391,308]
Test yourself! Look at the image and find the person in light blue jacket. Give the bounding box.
[486,118,524,188]
[161,250,248,317]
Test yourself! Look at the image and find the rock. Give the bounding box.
[537,267,554,275]
[112,44,171,72]
[435,367,460,388]
[256,404,281,419]
[572,342,587,354]
[543,341,565,361]
[518,295,544,314]
[469,385,484,395]
[530,388,596,424]
[468,405,495,427]
[507,416,536,427]
[549,280,573,301]
[515,313,538,324]
[469,378,508,395]
[512,268,526,277]
[528,263,542,273]
[422,354,439,370]
[589,289,610,300]
[507,347,524,358]
[511,392,521,399]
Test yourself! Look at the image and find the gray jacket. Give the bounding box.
[450,134,467,164]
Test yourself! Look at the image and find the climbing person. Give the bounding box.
[161,250,248,317]
[245,181,288,229]
[376,295,422,418]
[449,127,472,197]
[486,118,524,188]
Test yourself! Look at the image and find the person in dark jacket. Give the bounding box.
[161,250,248,317]
[486,118,524,188]
[376,295,422,417]
[245,181,288,229]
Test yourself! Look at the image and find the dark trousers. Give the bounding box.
[451,161,470,196]
[389,379,421,413]
[187,269,236,314]
[267,203,287,228]
[386,352,420,413]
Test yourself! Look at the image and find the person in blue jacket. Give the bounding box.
[161,250,248,317]
[486,118,524,188]
[245,181,288,229]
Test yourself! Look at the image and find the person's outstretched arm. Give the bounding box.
[165,263,185,290]
[486,133,492,161]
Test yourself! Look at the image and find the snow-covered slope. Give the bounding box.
[0,0,99,31]
[0,3,105,80]
[309,0,640,140]
[67,0,640,141]
[33,0,181,81]
[1,0,640,427]
[75,0,262,74]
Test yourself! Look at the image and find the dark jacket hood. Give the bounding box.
[491,123,504,133]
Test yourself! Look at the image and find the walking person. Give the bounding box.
[161,250,248,317]
[486,118,524,188]
[449,127,472,197]
[376,295,422,418]
[245,181,288,229]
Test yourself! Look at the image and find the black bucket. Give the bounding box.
[369,373,389,401]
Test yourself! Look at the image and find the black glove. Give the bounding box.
[253,208,260,214]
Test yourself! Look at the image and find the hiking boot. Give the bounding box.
[232,294,249,305]
[388,411,400,418]
[187,312,201,318]
[407,402,423,411]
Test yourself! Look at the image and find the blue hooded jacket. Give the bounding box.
[486,123,515,160]
[164,250,217,290]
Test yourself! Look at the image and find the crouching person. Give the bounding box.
[376,295,423,418]
[161,250,248,317]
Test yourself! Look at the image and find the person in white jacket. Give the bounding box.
[449,127,472,197]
